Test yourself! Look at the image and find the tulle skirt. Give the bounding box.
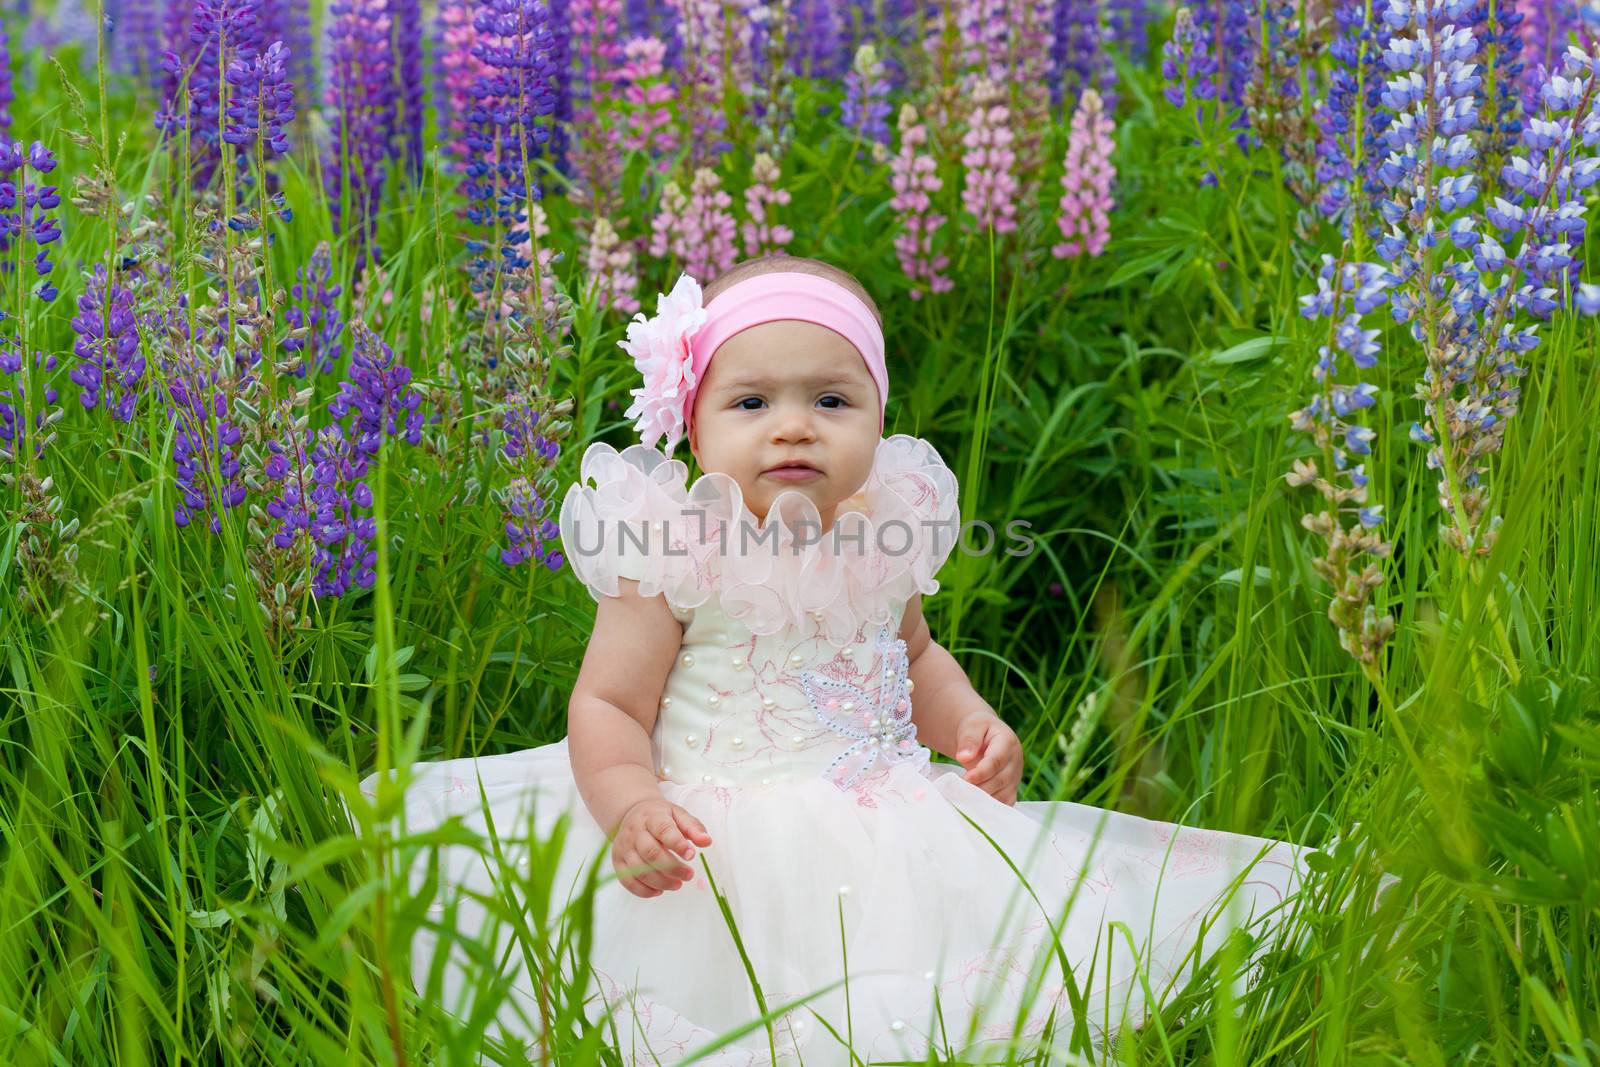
[358,739,1317,1065]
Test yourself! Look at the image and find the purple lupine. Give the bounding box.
[1107,0,1155,63]
[1052,0,1109,107]
[497,396,563,569]
[168,371,249,531]
[391,0,426,181]
[1161,8,1209,110]
[323,0,395,264]
[283,242,345,378]
[183,0,266,187]
[223,38,296,159]
[327,320,424,457]
[256,0,314,100]
[840,43,892,154]
[0,140,63,303]
[2,12,15,138]
[265,423,377,596]
[112,0,166,88]
[1312,0,1371,227]
[69,264,146,422]
[462,0,561,308]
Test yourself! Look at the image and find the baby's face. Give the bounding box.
[689,320,880,530]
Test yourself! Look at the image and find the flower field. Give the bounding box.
[2,0,1599,1062]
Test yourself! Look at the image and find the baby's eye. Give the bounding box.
[818,394,846,409]
[736,397,764,410]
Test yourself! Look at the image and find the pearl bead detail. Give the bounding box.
[680,653,695,668]
[685,734,698,746]
[792,735,804,745]
[890,1019,905,1032]
[841,700,854,712]
[660,765,672,777]
[731,656,744,670]
[906,679,915,693]
[707,694,720,707]
[661,696,673,707]
[701,774,713,783]
[789,653,803,665]
[731,736,744,747]
[761,696,776,708]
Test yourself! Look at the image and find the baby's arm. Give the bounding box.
[901,593,1023,804]
[567,580,685,835]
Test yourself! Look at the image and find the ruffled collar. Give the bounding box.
[557,434,961,644]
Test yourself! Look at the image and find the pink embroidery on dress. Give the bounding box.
[799,626,931,791]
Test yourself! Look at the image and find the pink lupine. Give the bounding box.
[1052,87,1115,259]
[648,178,688,261]
[585,216,642,315]
[890,103,953,300]
[683,167,740,280]
[617,36,678,175]
[740,151,794,259]
[959,78,1019,235]
[647,168,737,280]
[435,0,491,168]
[954,0,1010,84]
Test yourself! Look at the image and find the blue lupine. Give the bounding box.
[496,396,563,569]
[69,264,146,422]
[1052,0,1110,107]
[462,0,561,317]
[392,0,426,181]
[1,13,14,138]
[168,369,249,531]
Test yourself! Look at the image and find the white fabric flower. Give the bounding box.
[619,272,708,454]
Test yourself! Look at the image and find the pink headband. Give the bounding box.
[618,270,887,456]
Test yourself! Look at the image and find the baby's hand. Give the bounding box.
[954,710,1023,806]
[612,797,713,898]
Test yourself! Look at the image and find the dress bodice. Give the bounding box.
[651,596,931,794]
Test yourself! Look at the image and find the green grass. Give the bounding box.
[2,10,1598,1066]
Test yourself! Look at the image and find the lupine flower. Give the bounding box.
[329,321,425,458]
[0,347,63,465]
[616,36,678,174]
[323,0,394,263]
[0,140,63,304]
[500,475,563,569]
[434,0,493,167]
[1161,8,1209,110]
[69,264,146,422]
[959,78,1019,235]
[841,43,893,159]
[683,166,739,280]
[1052,88,1115,259]
[223,38,296,159]
[1052,0,1111,106]
[1,13,15,137]
[564,0,626,219]
[283,242,345,378]
[169,370,249,531]
[1311,0,1372,227]
[670,0,751,168]
[582,215,640,315]
[265,423,377,596]
[1107,0,1156,63]
[1287,253,1395,667]
[740,152,793,259]
[461,0,562,323]
[889,103,952,300]
[112,0,166,89]
[955,0,1009,85]
[392,0,425,181]
[788,0,848,81]
[182,0,266,187]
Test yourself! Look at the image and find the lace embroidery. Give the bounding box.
[799,626,931,791]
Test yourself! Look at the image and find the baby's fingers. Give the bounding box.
[673,806,713,848]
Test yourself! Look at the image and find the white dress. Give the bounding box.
[358,434,1317,1064]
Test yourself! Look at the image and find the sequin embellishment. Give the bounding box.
[799,626,931,791]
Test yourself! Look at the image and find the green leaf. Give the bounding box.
[1209,336,1291,364]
